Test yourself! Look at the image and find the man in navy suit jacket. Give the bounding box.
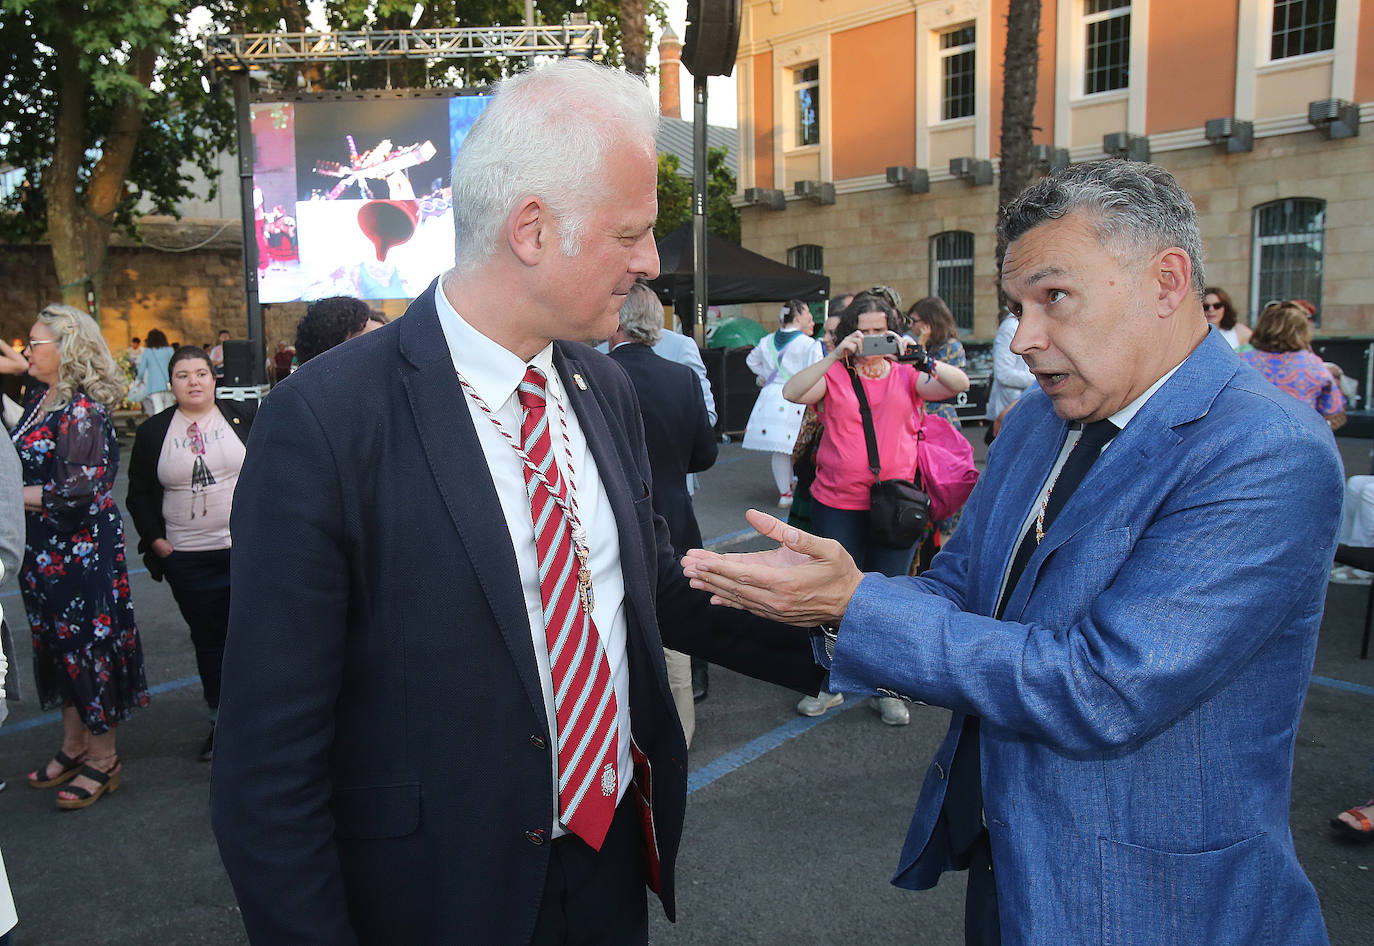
[609,282,719,745]
[210,61,822,945]
[683,161,1338,944]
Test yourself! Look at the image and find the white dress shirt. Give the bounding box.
[434,278,632,835]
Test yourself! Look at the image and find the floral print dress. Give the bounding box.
[11,387,148,732]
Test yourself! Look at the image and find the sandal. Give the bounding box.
[55,760,120,810]
[1329,801,1374,842]
[27,749,86,789]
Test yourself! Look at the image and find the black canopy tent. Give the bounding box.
[646,224,830,436]
[647,223,830,313]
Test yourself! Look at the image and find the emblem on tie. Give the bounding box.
[601,763,616,797]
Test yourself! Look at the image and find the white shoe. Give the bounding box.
[869,695,910,726]
[796,691,843,716]
[778,490,794,509]
[1330,565,1373,584]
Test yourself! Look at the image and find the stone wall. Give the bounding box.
[2,223,325,358]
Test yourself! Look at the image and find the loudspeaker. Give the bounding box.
[682,0,741,78]
[222,339,257,386]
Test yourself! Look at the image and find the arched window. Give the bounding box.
[929,231,974,331]
[1251,198,1325,322]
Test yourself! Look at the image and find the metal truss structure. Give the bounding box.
[203,24,604,68]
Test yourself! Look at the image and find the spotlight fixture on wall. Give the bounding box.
[1103,132,1150,162]
[949,157,992,186]
[742,187,786,210]
[1030,144,1070,171]
[793,180,835,204]
[1204,117,1254,153]
[1307,99,1361,139]
[885,166,930,194]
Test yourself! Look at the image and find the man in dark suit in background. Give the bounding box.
[609,282,718,745]
[209,59,823,945]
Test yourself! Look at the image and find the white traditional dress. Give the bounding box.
[742,330,823,453]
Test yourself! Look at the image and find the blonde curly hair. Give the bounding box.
[36,303,127,413]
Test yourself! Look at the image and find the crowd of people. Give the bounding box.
[0,58,1369,946]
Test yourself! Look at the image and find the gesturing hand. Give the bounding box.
[680,509,864,627]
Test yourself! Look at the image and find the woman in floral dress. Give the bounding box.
[14,304,148,810]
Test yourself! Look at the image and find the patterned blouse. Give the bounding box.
[1240,348,1345,418]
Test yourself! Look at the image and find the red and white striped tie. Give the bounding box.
[516,366,620,849]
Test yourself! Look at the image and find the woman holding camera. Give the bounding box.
[781,292,967,724]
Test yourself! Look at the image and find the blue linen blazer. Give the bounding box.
[829,330,1338,945]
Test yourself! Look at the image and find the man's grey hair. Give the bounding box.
[450,59,660,276]
[998,159,1206,296]
[617,282,663,345]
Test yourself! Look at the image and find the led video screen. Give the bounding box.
[250,94,491,303]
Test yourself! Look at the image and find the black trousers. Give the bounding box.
[530,796,648,946]
[160,548,231,712]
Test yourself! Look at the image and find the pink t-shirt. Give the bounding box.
[811,360,923,511]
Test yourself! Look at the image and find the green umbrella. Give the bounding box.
[707,317,767,349]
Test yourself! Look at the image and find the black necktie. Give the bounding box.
[994,419,1120,620]
[945,418,1120,946]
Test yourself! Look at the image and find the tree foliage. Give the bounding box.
[0,0,670,311]
[655,147,740,244]
[0,1,240,305]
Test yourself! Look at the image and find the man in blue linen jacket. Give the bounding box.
[682,160,1338,944]
[210,61,822,945]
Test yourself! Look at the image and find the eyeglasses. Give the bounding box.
[1201,302,1223,311]
[26,338,56,346]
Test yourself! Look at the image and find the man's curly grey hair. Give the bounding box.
[998,159,1206,296]
[36,304,126,413]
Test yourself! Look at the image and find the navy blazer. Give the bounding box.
[608,342,717,553]
[830,331,1338,944]
[210,282,823,945]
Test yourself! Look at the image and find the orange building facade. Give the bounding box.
[733,0,1374,338]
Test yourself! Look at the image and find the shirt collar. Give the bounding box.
[1107,359,1185,430]
[433,274,559,410]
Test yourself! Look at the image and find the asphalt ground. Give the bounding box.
[0,428,1371,945]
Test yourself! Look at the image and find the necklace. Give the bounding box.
[11,399,49,441]
[857,358,889,379]
[455,368,595,613]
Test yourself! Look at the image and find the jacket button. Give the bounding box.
[524,829,545,846]
[530,735,547,750]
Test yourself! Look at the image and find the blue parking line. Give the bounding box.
[688,698,860,793]
[703,526,759,548]
[1310,674,1374,698]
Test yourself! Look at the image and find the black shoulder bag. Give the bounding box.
[848,366,930,549]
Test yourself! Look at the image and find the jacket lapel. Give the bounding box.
[397,281,546,718]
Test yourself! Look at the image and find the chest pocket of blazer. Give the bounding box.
[332,782,422,840]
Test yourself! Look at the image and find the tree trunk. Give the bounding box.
[43,24,91,309]
[44,39,155,315]
[621,0,648,76]
[997,0,1042,268]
